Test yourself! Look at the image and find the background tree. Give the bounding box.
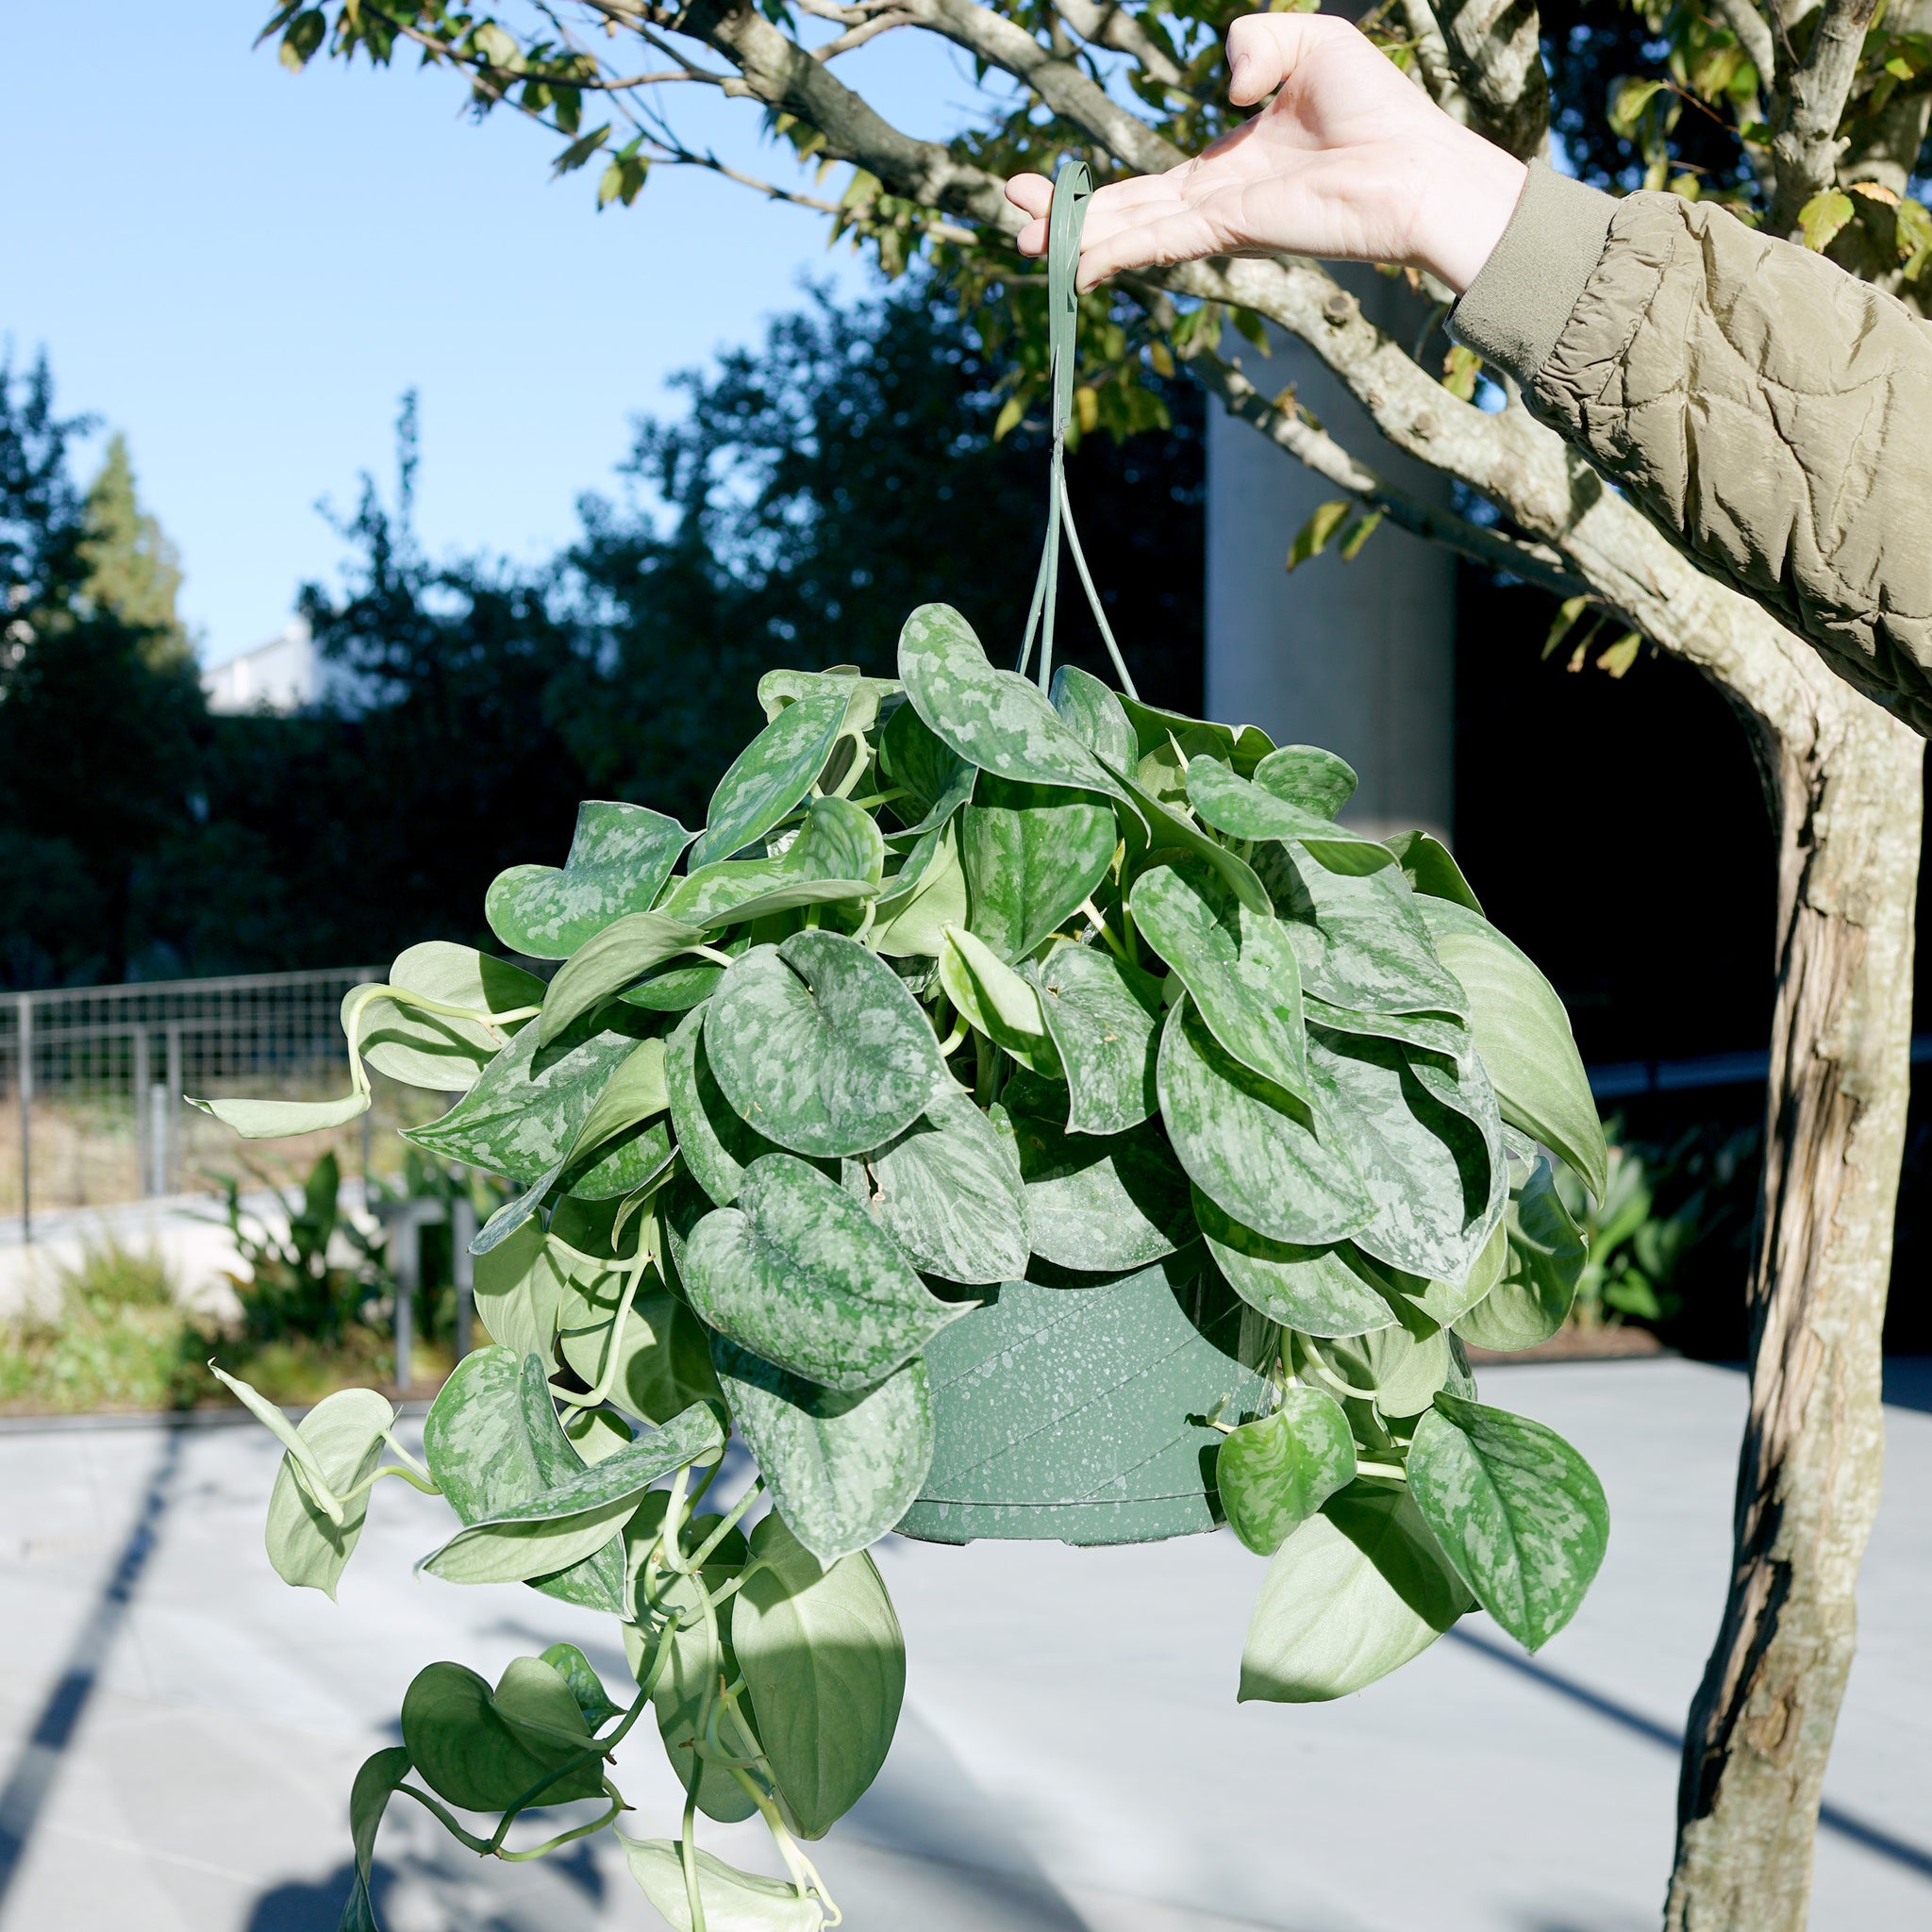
[0,363,207,986]
[259,2,1932,1924]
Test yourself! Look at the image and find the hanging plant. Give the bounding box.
[201,166,1609,1932]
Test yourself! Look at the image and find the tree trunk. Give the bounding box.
[1666,689,1923,1930]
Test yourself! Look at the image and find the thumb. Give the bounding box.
[1225,12,1336,107]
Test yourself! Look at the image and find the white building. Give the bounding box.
[202,618,318,714]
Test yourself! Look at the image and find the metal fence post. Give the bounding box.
[17,993,31,1243]
[452,1194,475,1359]
[132,1027,150,1197]
[162,1024,183,1196]
[392,1212,418,1394]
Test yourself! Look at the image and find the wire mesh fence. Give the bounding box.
[0,969,456,1235]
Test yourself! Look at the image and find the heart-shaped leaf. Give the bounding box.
[422,1395,723,1585]
[1217,1388,1357,1556]
[558,1116,675,1202]
[712,1333,935,1562]
[1131,859,1307,1100]
[1407,1392,1609,1651]
[190,1091,370,1139]
[690,684,848,871]
[1187,758,1393,874]
[539,910,708,1046]
[347,984,506,1093]
[487,801,693,958]
[1028,943,1163,1135]
[420,1348,627,1613]
[706,933,945,1159]
[619,1837,824,1932]
[665,1006,785,1208]
[960,775,1115,961]
[736,1511,905,1839]
[662,796,885,928]
[540,1641,625,1729]
[1262,845,1468,1018]
[1119,695,1274,776]
[1157,999,1372,1248]
[1239,1484,1469,1703]
[847,1084,1030,1285]
[1191,1187,1396,1338]
[401,1656,605,1812]
[681,1153,968,1390]
[897,603,1140,824]
[472,1221,572,1364]
[1116,767,1271,914]
[407,1010,652,1184]
[871,818,969,958]
[1006,1108,1192,1271]
[1383,828,1483,913]
[264,1387,393,1597]
[1048,662,1138,772]
[880,698,975,836]
[938,925,1057,1073]
[1250,744,1357,818]
[1455,1153,1587,1350]
[1417,898,1607,1201]
[1307,1027,1501,1284]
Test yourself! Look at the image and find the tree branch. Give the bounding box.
[1051,0,1191,93]
[1713,0,1777,93]
[1425,0,1550,159]
[1770,0,1884,233]
[1397,0,1473,121]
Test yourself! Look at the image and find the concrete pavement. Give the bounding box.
[0,1359,1926,1931]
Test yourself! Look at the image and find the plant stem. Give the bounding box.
[689,1478,764,1568]
[1080,898,1128,961]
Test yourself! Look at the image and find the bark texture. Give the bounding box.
[1666,687,1923,1931]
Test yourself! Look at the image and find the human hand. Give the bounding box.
[1008,13,1526,295]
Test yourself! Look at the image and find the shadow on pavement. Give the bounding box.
[0,1425,184,1911]
[1449,1625,1932,1882]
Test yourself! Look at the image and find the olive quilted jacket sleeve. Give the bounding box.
[1451,161,1932,735]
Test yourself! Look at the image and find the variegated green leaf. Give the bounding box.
[1131,859,1307,1100]
[1157,998,1372,1248]
[705,932,945,1158]
[682,1153,968,1390]
[486,801,693,958]
[689,683,848,871]
[960,775,1115,961]
[1186,757,1393,874]
[712,1333,935,1562]
[1028,942,1163,1135]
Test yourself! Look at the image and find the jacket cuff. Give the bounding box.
[1448,161,1618,388]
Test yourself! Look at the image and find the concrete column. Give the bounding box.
[1206,272,1457,841]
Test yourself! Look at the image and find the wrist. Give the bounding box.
[1410,130,1528,296]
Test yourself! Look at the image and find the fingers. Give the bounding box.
[1007,172,1052,256]
[1224,11,1344,108]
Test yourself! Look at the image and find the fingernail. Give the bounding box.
[1229,53,1251,92]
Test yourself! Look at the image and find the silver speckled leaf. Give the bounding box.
[1407,1393,1609,1652]
[712,1334,935,1562]
[1157,997,1372,1248]
[847,1084,1030,1286]
[1131,859,1308,1101]
[681,1152,969,1390]
[487,801,693,958]
[897,604,1140,823]
[689,684,848,871]
[704,931,945,1159]
[1028,942,1164,1136]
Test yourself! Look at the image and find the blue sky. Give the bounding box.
[1,2,974,665]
